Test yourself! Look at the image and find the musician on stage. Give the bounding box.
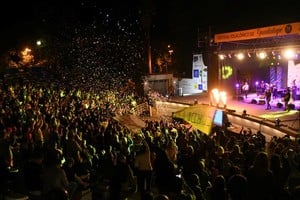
[265,89,272,110]
[291,79,297,102]
[242,81,250,99]
[283,87,291,111]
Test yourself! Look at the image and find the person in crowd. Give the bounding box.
[228,144,245,171]
[41,148,69,199]
[246,151,274,200]
[62,156,90,199]
[227,170,247,200]
[109,154,137,200]
[193,159,212,193]
[23,149,44,197]
[178,145,197,181]
[270,153,291,199]
[286,149,300,197]
[134,137,153,199]
[0,130,18,196]
[65,129,83,164]
[152,140,180,196]
[186,173,206,200]
[0,129,14,172]
[205,174,228,200]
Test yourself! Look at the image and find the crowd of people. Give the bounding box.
[1,67,300,200]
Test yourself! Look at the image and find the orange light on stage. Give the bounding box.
[211,88,220,105]
[219,91,227,106]
[210,88,227,108]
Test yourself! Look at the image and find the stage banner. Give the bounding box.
[214,22,300,43]
[173,104,216,135]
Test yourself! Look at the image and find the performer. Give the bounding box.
[291,79,297,102]
[260,81,266,95]
[283,87,291,111]
[265,89,272,110]
[270,81,278,100]
[242,81,250,99]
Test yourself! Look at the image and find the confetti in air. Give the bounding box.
[51,7,147,94]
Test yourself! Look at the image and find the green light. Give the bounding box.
[222,65,233,79]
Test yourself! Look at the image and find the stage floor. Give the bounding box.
[169,92,300,132]
[240,93,300,110]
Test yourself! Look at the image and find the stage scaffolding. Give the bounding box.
[212,22,300,96]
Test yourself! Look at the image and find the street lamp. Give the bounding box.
[36,40,42,46]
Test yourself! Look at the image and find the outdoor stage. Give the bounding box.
[169,92,300,140]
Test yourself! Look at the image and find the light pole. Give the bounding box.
[167,45,173,73]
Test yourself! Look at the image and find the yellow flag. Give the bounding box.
[173,104,216,135]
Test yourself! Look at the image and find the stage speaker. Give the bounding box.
[258,99,266,105]
[237,96,244,101]
[277,102,283,108]
[288,104,295,110]
[251,99,257,104]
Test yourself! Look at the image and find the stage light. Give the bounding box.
[236,53,244,60]
[257,51,267,59]
[219,54,225,60]
[247,52,252,58]
[283,49,296,59]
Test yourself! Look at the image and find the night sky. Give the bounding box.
[1,0,300,73]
